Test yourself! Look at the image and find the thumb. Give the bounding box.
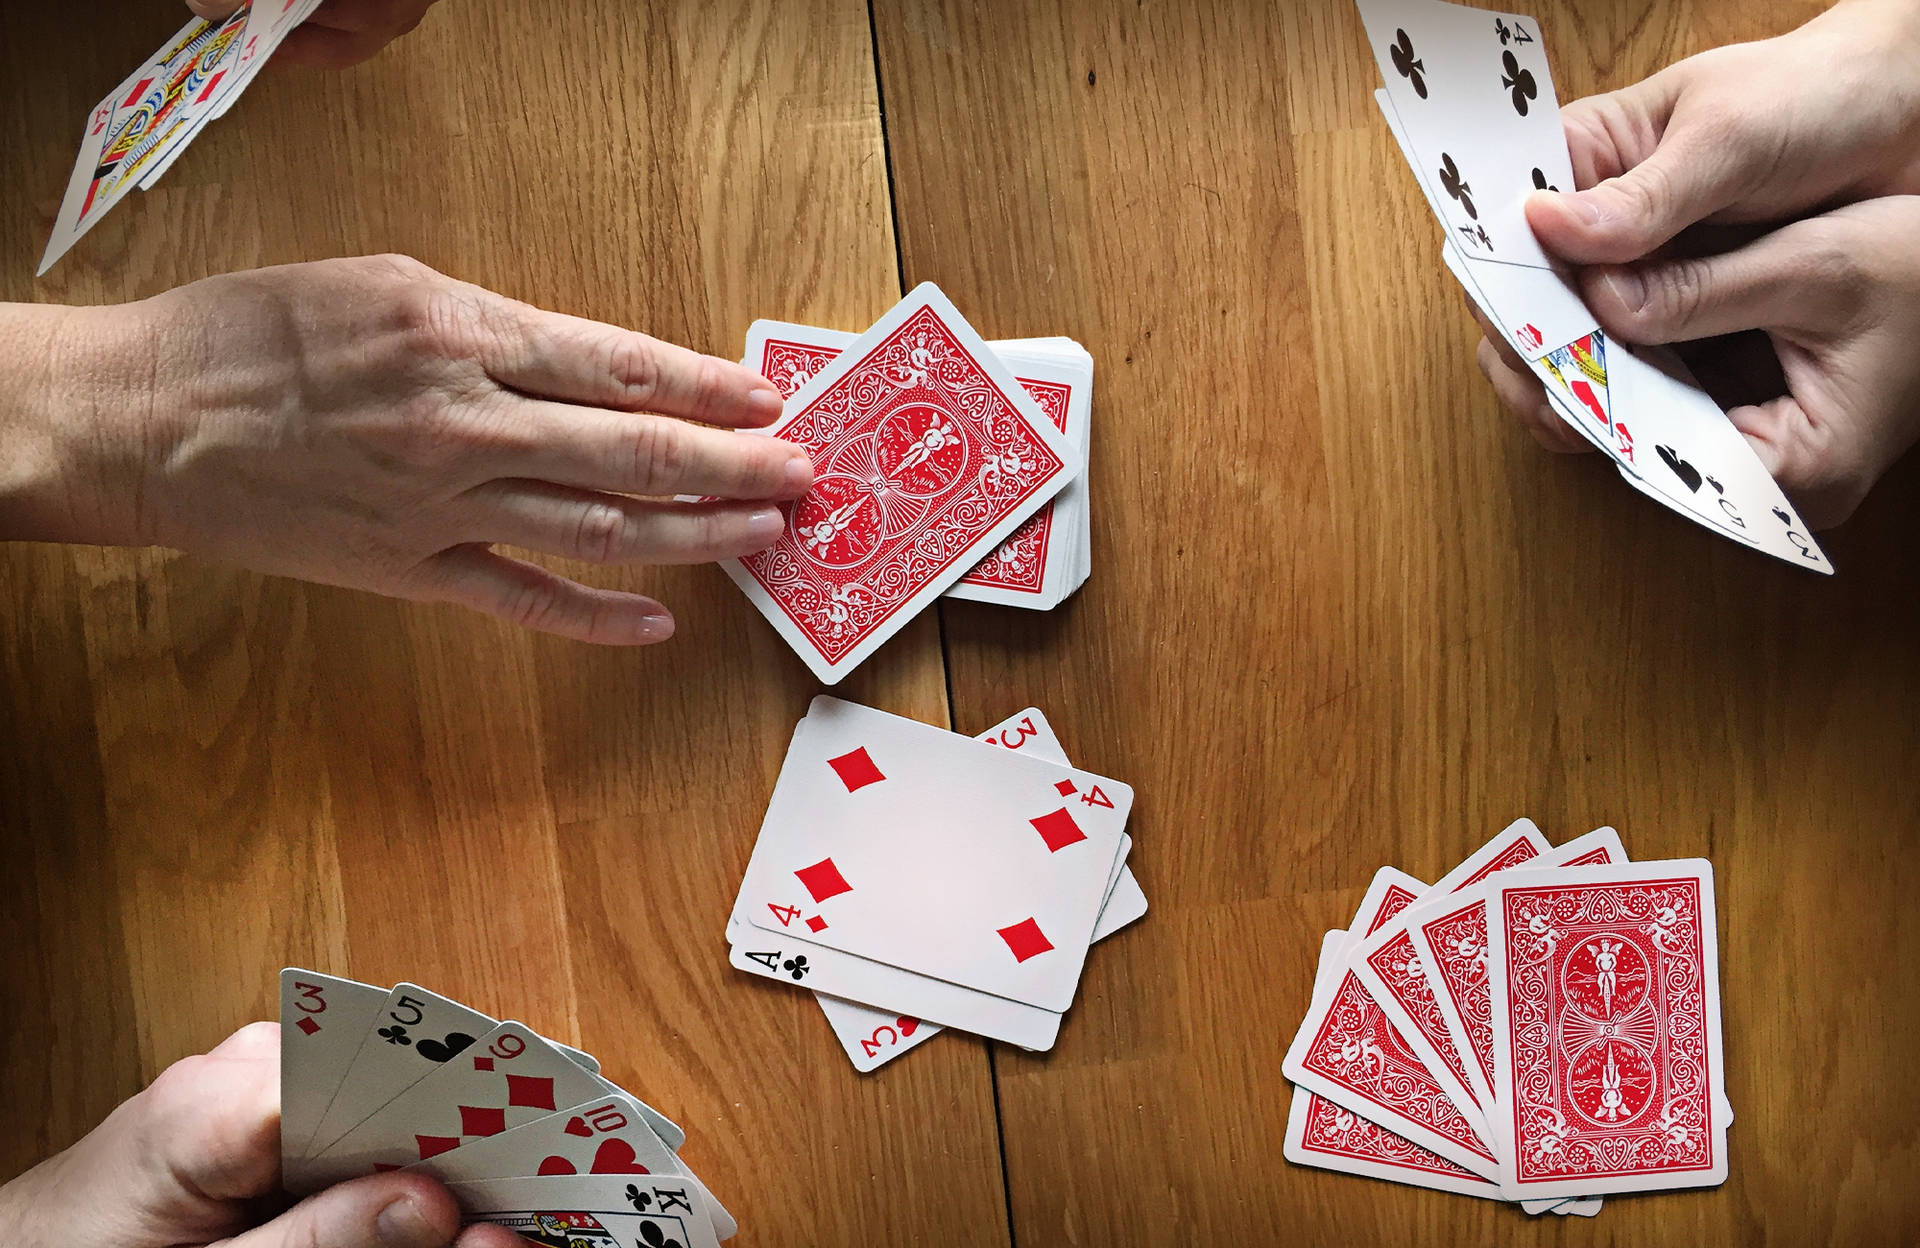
[224,1174,463,1248]
[185,0,243,17]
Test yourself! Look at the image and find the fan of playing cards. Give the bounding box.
[724,285,1095,684]
[1358,0,1832,574]
[279,971,736,1247]
[1282,820,1731,1215]
[40,0,323,275]
[728,698,1145,1069]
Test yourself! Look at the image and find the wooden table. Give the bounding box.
[6,1,1918,1242]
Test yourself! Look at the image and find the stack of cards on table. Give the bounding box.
[1281,820,1731,1214]
[728,698,1146,1069]
[1354,0,1831,573]
[279,970,736,1246]
[41,0,326,274]
[722,283,1094,685]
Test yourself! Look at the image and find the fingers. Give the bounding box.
[1476,339,1592,454]
[1576,217,1859,346]
[185,0,243,17]
[481,301,786,430]
[421,545,676,645]
[1728,396,1868,529]
[493,399,812,501]
[273,24,396,70]
[225,1173,463,1248]
[462,482,785,565]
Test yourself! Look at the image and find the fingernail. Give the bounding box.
[784,454,813,492]
[634,611,675,644]
[377,1194,440,1248]
[747,386,784,423]
[1600,269,1647,313]
[746,505,784,542]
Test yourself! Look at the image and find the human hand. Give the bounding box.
[1523,0,1920,265]
[0,1022,520,1248]
[1474,197,1920,528]
[17,254,808,642]
[186,0,443,70]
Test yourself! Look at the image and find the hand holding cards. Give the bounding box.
[724,285,1095,683]
[729,699,1145,1066]
[280,971,735,1243]
[1282,821,1730,1214]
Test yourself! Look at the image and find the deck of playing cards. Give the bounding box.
[280,970,736,1245]
[725,285,1095,684]
[728,698,1145,1069]
[1356,0,1832,573]
[1282,820,1730,1215]
[40,0,324,274]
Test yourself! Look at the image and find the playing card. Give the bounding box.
[1406,827,1625,1120]
[1285,931,1504,1199]
[39,8,253,274]
[1485,859,1728,1197]
[279,969,388,1180]
[719,284,1080,682]
[405,1092,736,1242]
[739,697,1130,1011]
[303,1021,610,1190]
[743,322,1093,611]
[452,1175,722,1248]
[1361,1,1596,358]
[1285,867,1499,1178]
[813,706,1146,1070]
[1426,818,1551,897]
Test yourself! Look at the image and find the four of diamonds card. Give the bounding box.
[279,970,735,1245]
[1282,820,1730,1215]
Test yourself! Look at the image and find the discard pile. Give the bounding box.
[281,971,733,1246]
[1282,821,1730,1214]
[722,285,1095,684]
[729,698,1145,1069]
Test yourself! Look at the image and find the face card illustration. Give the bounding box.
[305,1022,610,1189]
[1285,868,1499,1178]
[280,969,388,1179]
[719,285,1079,683]
[739,697,1129,1010]
[1284,932,1502,1199]
[1485,860,1728,1198]
[451,1174,722,1248]
[38,7,252,274]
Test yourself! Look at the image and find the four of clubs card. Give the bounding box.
[279,971,735,1246]
[1357,0,1831,573]
[729,698,1146,1065]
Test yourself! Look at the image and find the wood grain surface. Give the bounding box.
[5,1,1918,1244]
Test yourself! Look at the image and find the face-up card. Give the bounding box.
[1485,860,1728,1198]
[280,970,388,1179]
[305,1021,611,1189]
[452,1174,721,1248]
[720,285,1080,683]
[814,707,1146,1070]
[1407,827,1626,1118]
[740,697,1130,1011]
[39,8,253,274]
[1285,867,1498,1178]
[1285,931,1503,1199]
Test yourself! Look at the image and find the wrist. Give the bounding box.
[0,300,181,546]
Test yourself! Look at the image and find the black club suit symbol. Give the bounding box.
[1502,50,1538,116]
[638,1225,683,1248]
[1389,29,1426,98]
[1437,154,1477,219]
[378,1024,412,1046]
[627,1184,652,1211]
[783,955,810,981]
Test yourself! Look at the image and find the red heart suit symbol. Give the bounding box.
[563,1115,592,1138]
[590,1140,650,1174]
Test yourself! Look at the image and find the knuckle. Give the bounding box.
[1649,259,1710,331]
[687,353,730,422]
[626,418,687,494]
[606,334,664,410]
[573,500,634,564]
[503,576,568,634]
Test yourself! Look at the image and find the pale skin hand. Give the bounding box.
[0,1023,523,1248]
[0,255,811,643]
[1474,0,1920,526]
[187,0,441,69]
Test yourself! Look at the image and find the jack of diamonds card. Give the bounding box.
[1485,860,1728,1198]
[719,285,1078,683]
